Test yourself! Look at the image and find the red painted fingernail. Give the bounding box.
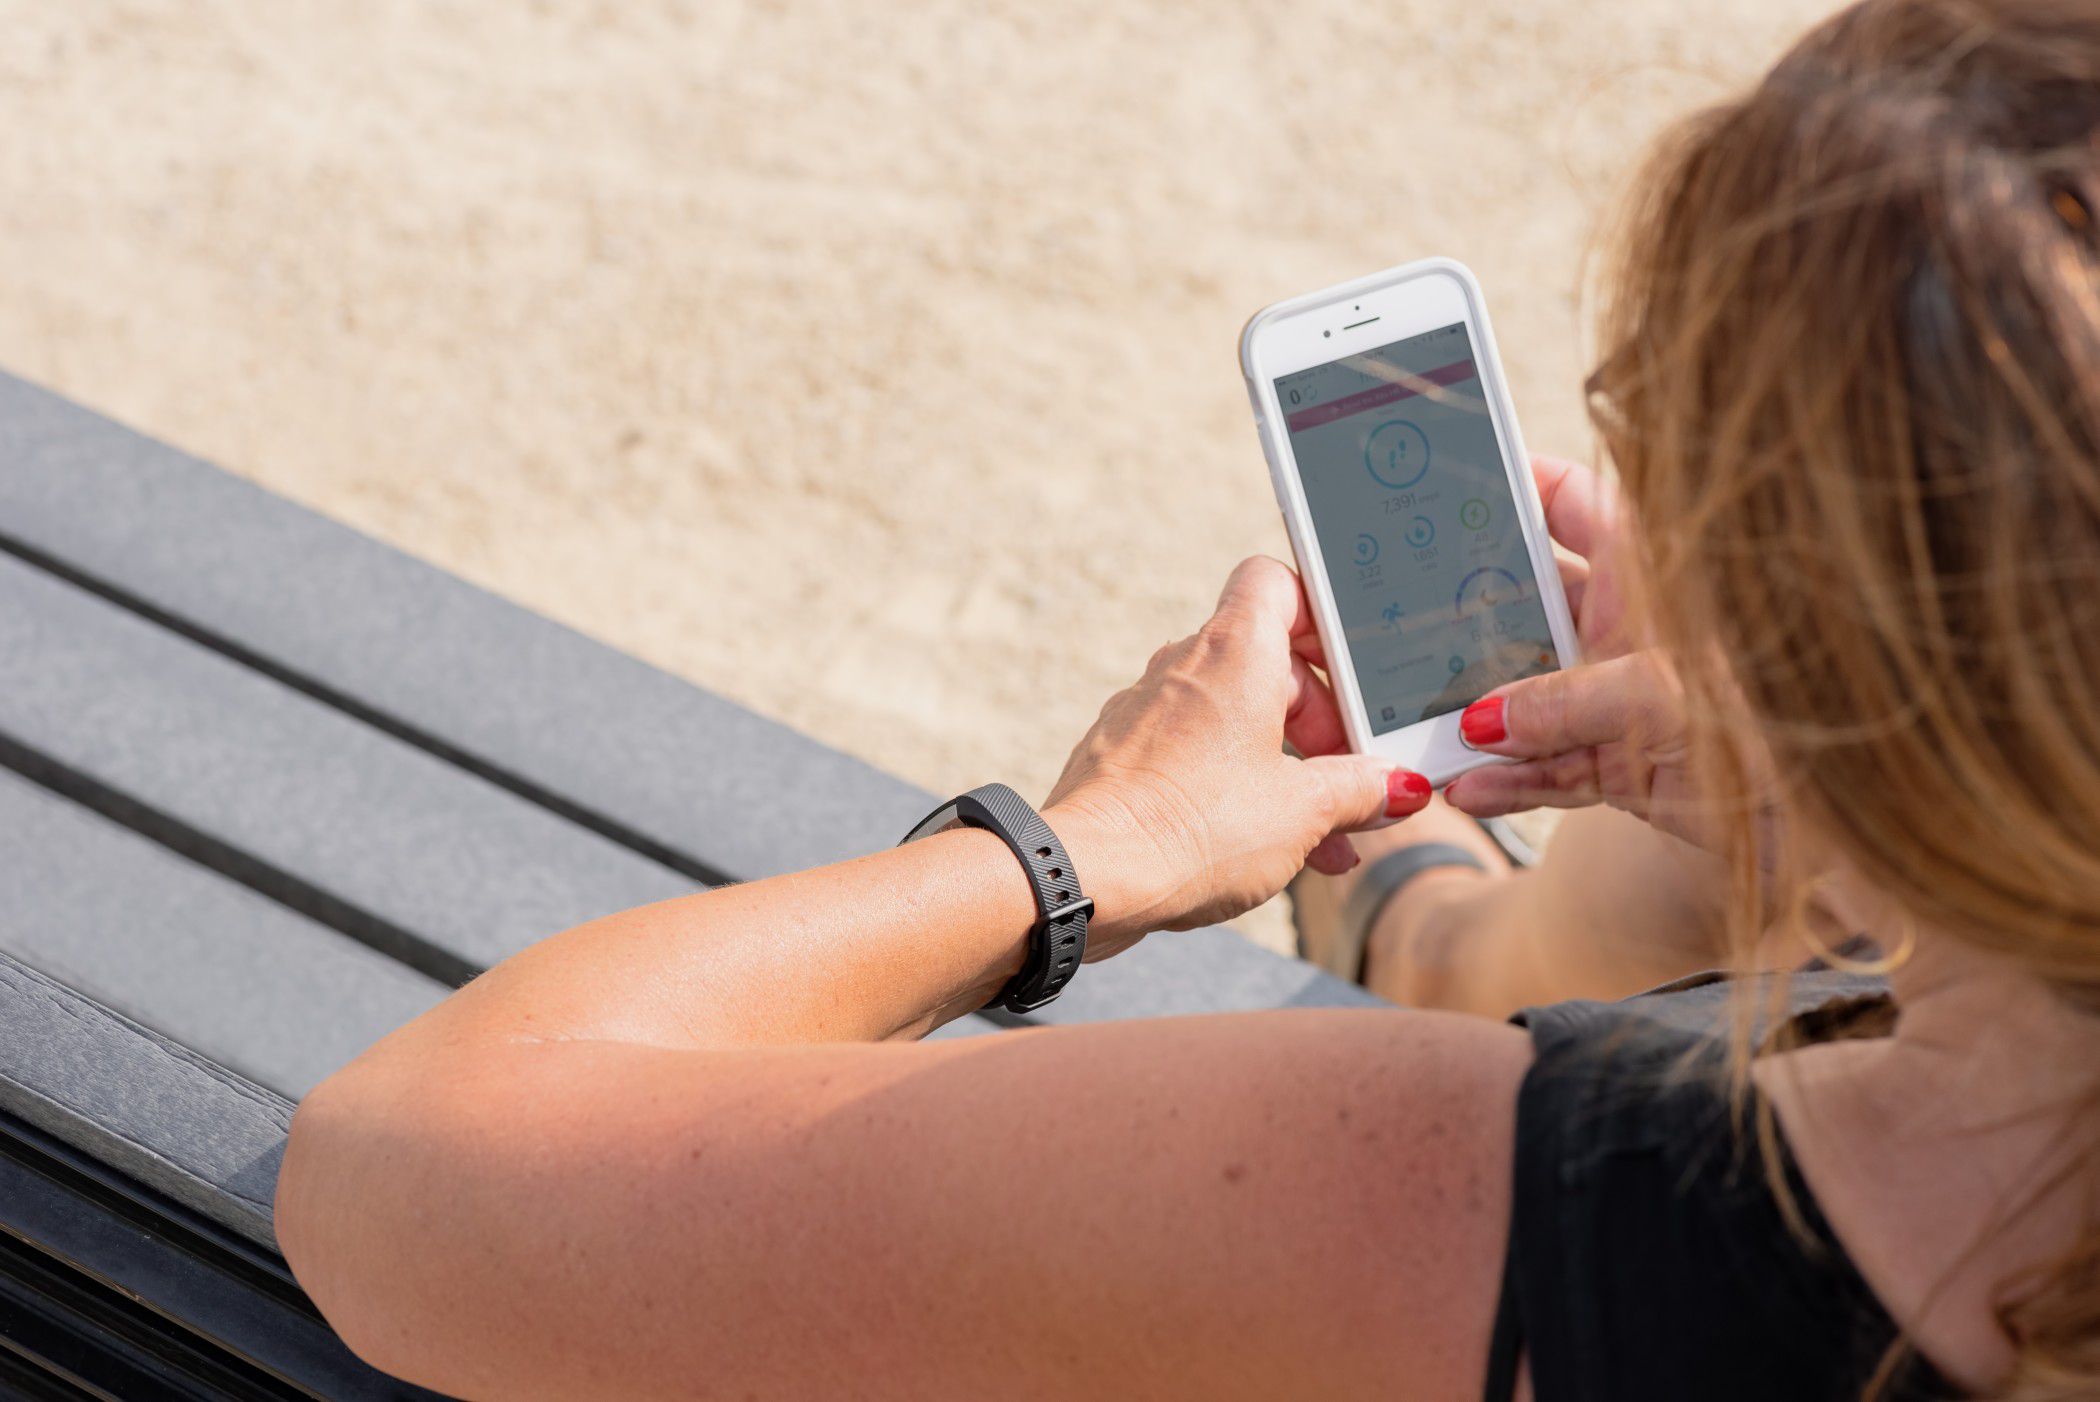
[1386,769,1432,817]
[1460,696,1507,747]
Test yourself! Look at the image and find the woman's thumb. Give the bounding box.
[1297,753,1433,832]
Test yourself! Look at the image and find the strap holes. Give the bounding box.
[1035,846,1052,859]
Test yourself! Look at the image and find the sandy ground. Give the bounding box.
[0,1,1834,951]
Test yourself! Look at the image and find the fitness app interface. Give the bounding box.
[1276,322,1556,735]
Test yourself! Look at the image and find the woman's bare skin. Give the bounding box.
[1332,800,1735,1018]
[276,466,2097,1400]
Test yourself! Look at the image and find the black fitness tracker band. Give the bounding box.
[899,783,1093,1014]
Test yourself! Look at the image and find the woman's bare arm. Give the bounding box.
[276,558,1532,1399]
[1371,805,1733,1021]
[283,1002,1528,1400]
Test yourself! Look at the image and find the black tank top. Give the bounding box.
[1481,970,1962,1401]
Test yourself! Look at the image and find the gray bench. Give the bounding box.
[0,370,1381,1398]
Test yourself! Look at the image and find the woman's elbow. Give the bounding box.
[276,1072,447,1383]
[277,1049,580,1395]
[277,1075,348,1290]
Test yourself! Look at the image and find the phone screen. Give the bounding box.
[1275,322,1557,735]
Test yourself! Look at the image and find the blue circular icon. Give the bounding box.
[1448,655,1466,674]
[1404,514,1436,549]
[1364,420,1432,490]
[1454,565,1523,617]
[1353,533,1379,566]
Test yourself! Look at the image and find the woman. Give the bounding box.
[276,1,2100,1396]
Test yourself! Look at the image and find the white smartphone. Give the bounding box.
[1240,257,1580,786]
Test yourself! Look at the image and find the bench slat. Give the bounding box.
[0,769,446,1099]
[1038,926,1385,1022]
[0,551,696,981]
[0,371,927,884]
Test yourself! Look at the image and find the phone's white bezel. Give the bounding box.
[1239,257,1581,786]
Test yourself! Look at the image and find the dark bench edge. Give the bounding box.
[0,951,290,1249]
[0,1106,447,1399]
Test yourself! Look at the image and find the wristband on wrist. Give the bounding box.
[898,783,1092,1014]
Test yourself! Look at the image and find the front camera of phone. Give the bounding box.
[1323,330,1331,338]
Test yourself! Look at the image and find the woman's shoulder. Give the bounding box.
[1518,965,1896,1052]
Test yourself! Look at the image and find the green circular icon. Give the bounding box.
[1460,498,1491,531]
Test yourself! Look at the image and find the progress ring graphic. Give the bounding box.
[1454,565,1524,619]
[1363,419,1431,491]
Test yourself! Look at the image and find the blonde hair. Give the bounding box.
[1588,0,2100,1393]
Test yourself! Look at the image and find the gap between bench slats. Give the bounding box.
[0,769,444,1099]
[0,551,696,980]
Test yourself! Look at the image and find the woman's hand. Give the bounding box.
[1442,651,1718,849]
[1443,458,1733,854]
[1044,556,1430,948]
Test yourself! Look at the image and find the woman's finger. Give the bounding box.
[1290,624,1330,673]
[1280,566,1338,674]
[1554,547,1590,624]
[1285,653,1352,757]
[1214,555,1306,639]
[1303,831,1360,875]
[1298,751,1430,832]
[1457,654,1660,760]
[1444,750,1606,817]
[1531,456,1620,562]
